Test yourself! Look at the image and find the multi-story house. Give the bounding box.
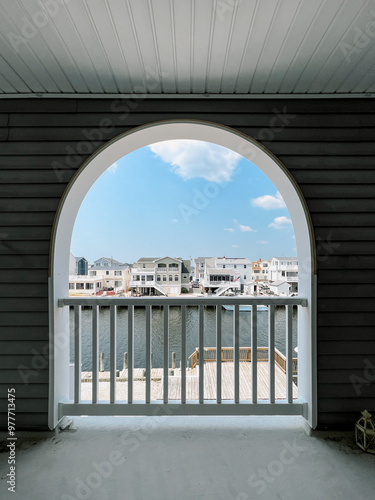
[130,257,191,296]
[269,257,298,293]
[197,257,252,295]
[88,257,131,293]
[251,258,271,282]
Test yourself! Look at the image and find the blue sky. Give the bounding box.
[71,140,296,264]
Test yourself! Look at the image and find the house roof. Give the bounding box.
[0,1,374,99]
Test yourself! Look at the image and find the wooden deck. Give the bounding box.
[81,361,297,401]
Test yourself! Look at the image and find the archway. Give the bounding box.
[49,121,316,429]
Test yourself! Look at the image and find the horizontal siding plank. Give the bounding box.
[0,114,9,126]
[0,155,82,169]
[318,312,375,326]
[317,326,375,341]
[318,369,375,383]
[0,99,77,113]
[0,184,67,197]
[318,384,375,398]
[317,413,364,429]
[290,170,375,184]
[0,298,48,311]
[318,341,375,355]
[318,399,375,413]
[0,198,60,211]
[316,241,375,255]
[278,155,375,169]
[0,169,75,183]
[0,312,49,326]
[0,412,48,430]
[0,227,52,240]
[0,369,49,384]
[0,141,106,156]
[0,355,49,369]
[0,128,8,141]
[0,270,48,283]
[9,112,375,128]
[0,340,48,354]
[0,255,49,268]
[307,199,375,212]
[317,256,375,270]
[318,298,375,312]
[318,284,375,298]
[318,355,373,370]
[301,184,375,198]
[311,213,375,227]
[0,398,48,413]
[76,98,375,114]
[314,228,375,241]
[9,126,375,143]
[264,142,375,156]
[0,212,55,226]
[0,326,49,340]
[0,284,48,298]
[0,241,50,255]
[318,270,375,284]
[0,384,48,398]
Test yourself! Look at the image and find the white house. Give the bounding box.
[130,257,191,296]
[269,281,292,296]
[269,257,298,293]
[89,257,131,293]
[251,258,271,281]
[197,257,251,295]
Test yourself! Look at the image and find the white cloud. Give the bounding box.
[232,245,239,248]
[233,218,256,232]
[107,162,119,174]
[251,191,286,210]
[149,140,241,183]
[172,219,179,223]
[224,228,234,232]
[268,216,292,230]
[257,240,268,244]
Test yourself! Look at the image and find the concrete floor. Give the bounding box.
[1,416,375,500]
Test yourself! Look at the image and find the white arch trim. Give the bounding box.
[49,121,317,429]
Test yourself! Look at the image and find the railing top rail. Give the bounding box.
[58,296,307,307]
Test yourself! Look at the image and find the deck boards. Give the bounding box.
[80,361,297,402]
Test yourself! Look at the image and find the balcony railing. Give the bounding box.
[57,296,307,417]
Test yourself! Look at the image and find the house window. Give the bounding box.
[69,283,74,289]
[263,263,268,267]
[96,282,100,288]
[163,275,166,281]
[175,275,178,281]
[104,262,108,267]
[114,281,121,287]
[234,265,237,268]
[106,271,109,275]
[85,283,93,289]
[114,271,122,276]
[89,271,96,276]
[147,275,153,281]
[254,270,260,274]
[96,263,101,267]
[158,263,166,268]
[134,275,140,281]
[169,275,172,281]
[157,275,161,281]
[169,263,178,269]
[141,275,145,282]
[223,265,225,269]
[244,265,246,269]
[282,271,285,277]
[244,275,246,280]
[76,283,84,290]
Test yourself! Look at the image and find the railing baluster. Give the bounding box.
[181,305,186,404]
[145,304,151,404]
[163,305,169,404]
[286,305,293,403]
[92,305,99,404]
[216,305,222,404]
[251,305,258,404]
[110,305,116,404]
[268,305,275,404]
[199,304,204,404]
[128,305,134,404]
[74,306,81,404]
[234,304,240,404]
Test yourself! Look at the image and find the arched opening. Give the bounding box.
[49,121,316,429]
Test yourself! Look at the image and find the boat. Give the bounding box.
[222,305,268,312]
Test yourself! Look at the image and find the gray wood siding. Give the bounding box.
[0,98,374,429]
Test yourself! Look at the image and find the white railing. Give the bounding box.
[57,296,307,418]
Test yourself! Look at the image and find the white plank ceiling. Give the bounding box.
[0,0,374,97]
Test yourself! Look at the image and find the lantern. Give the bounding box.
[355,410,375,454]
